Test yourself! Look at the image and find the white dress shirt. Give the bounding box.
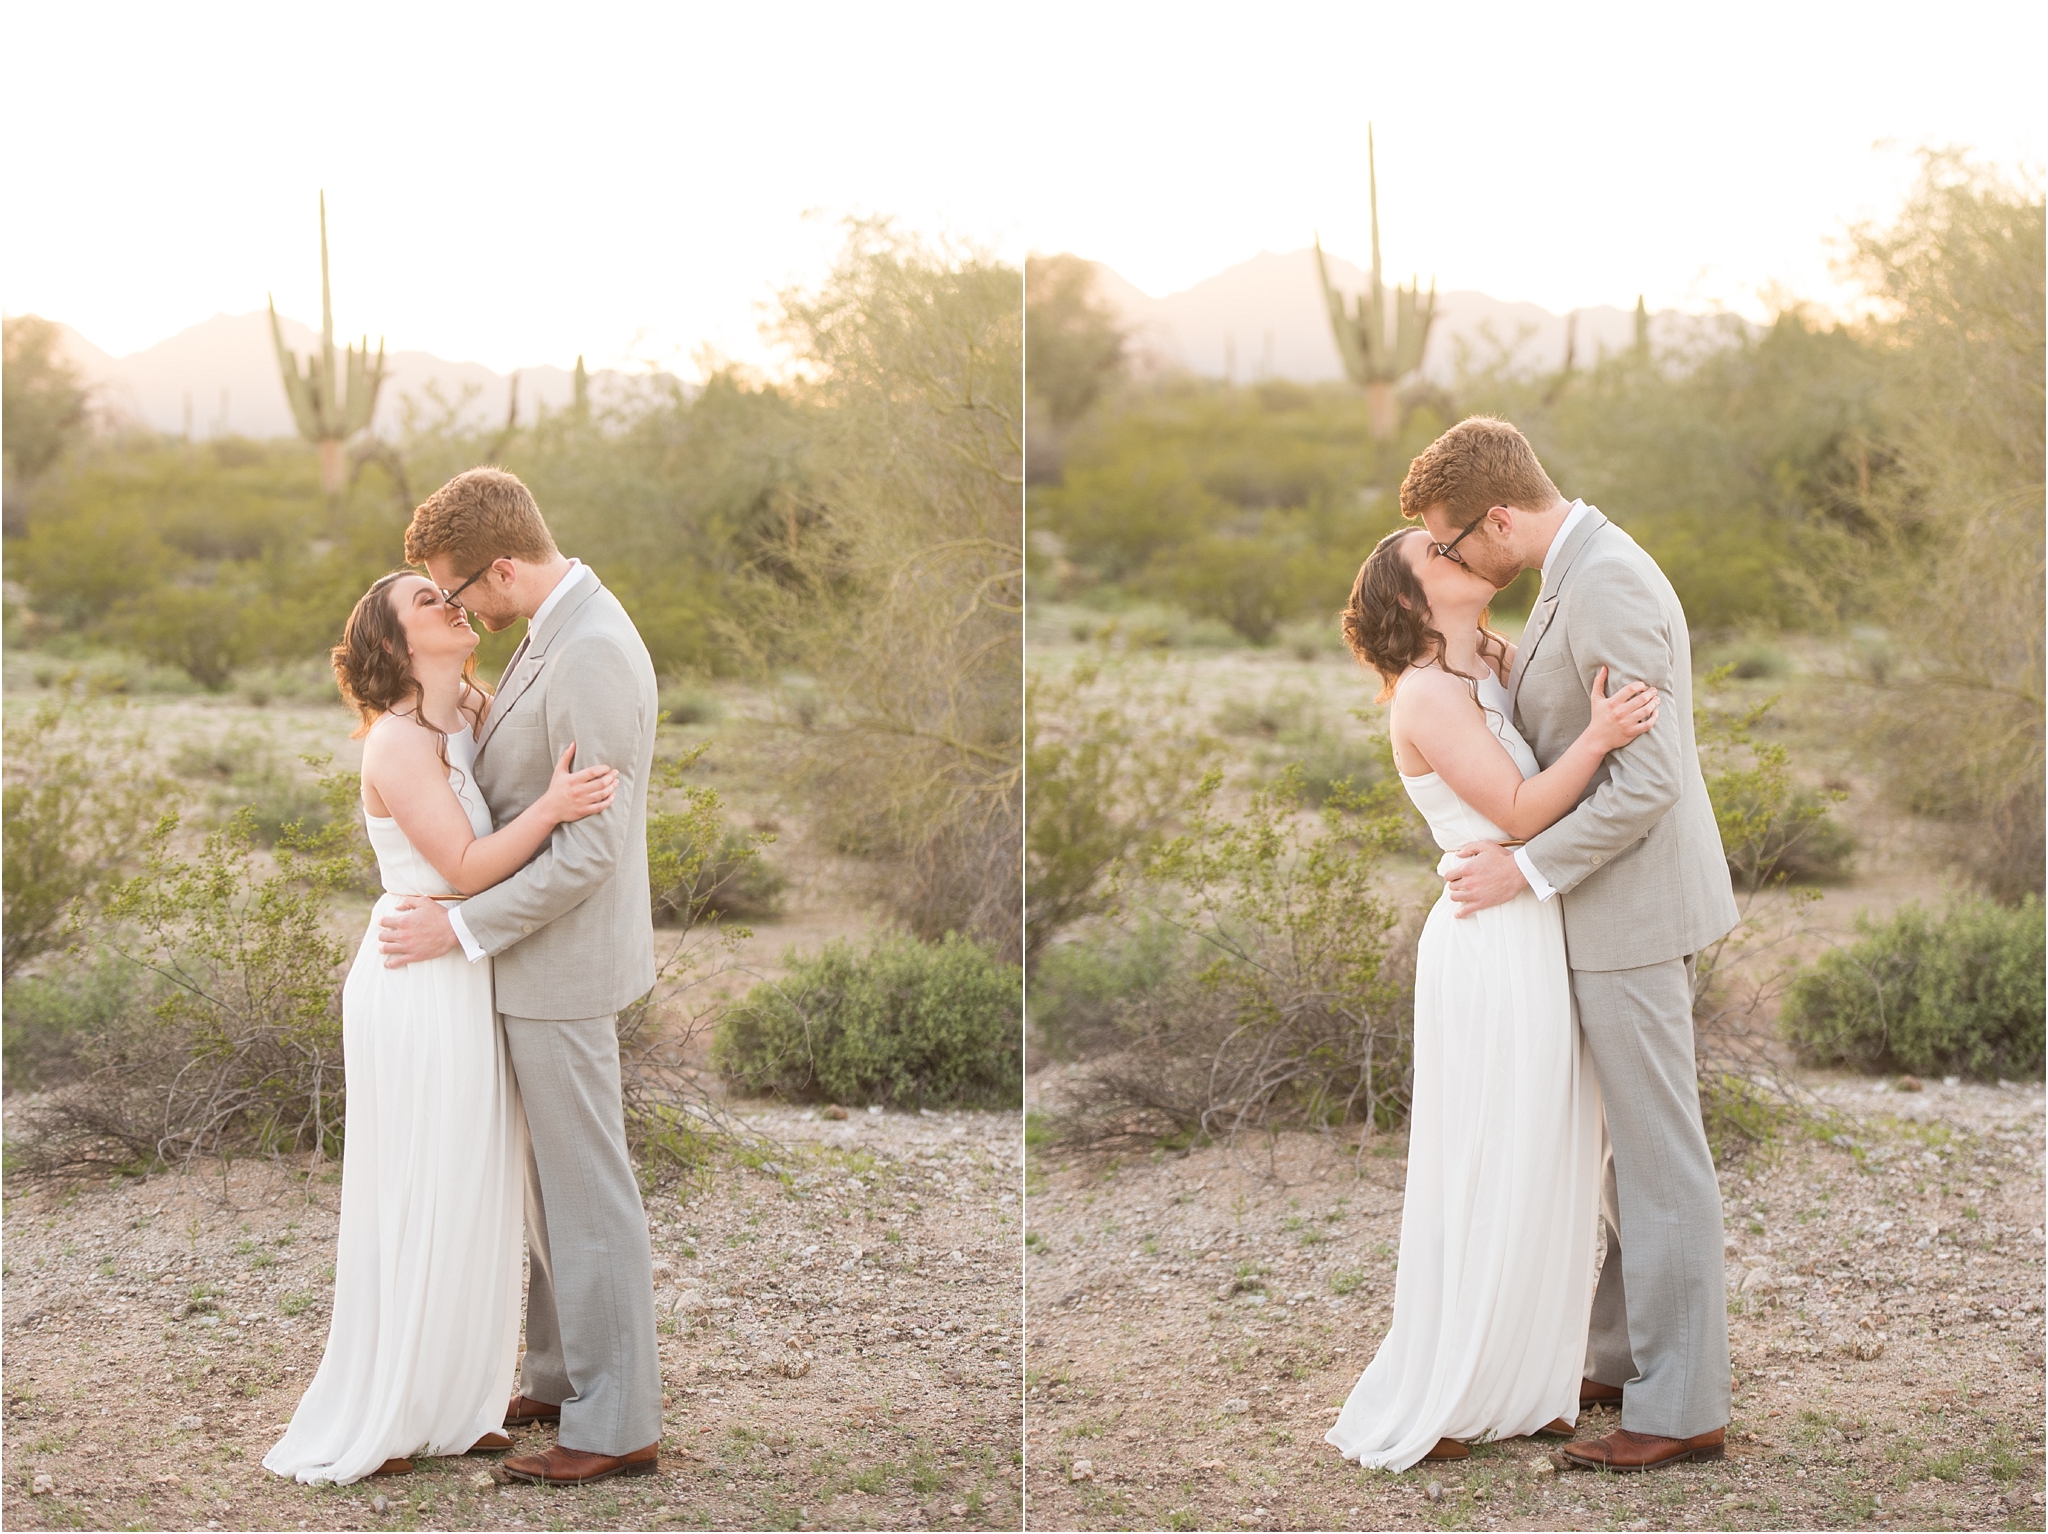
[448,561,591,962]
[1512,502,1594,903]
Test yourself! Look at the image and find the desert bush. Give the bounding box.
[710,932,1021,1109]
[2,697,178,979]
[644,747,782,926]
[1781,897,2044,1081]
[746,224,1022,960]
[6,809,350,1174]
[1028,914,1187,1062]
[2,953,140,1091]
[1689,675,1854,1157]
[1049,765,1413,1144]
[657,680,723,727]
[172,731,332,846]
[1804,155,2045,902]
[1698,675,1853,892]
[1024,657,1220,963]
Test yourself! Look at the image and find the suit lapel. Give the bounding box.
[475,570,607,756]
[1506,508,1609,723]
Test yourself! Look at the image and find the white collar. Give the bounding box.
[1539,500,1596,592]
[528,559,589,633]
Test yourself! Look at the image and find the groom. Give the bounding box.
[377,467,664,1486]
[1404,418,1740,1472]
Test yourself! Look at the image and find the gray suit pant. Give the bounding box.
[1574,956,1731,1439]
[502,1012,663,1457]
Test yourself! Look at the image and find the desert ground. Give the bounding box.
[3,1104,1023,1531]
[1022,1075,2043,1532]
[1021,617,2043,1531]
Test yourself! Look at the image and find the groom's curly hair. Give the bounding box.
[1398,416,1559,526]
[1340,527,1509,703]
[404,467,558,572]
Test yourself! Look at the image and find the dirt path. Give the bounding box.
[1022,1075,2044,1531]
[3,1105,1022,1531]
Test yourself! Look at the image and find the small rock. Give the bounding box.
[370,1492,390,1514]
[950,1503,969,1517]
[1740,1268,1776,1295]
[1426,1480,1443,1502]
[866,1104,884,1116]
[1896,1075,1923,1092]
[1628,1522,1652,1532]
[823,1105,848,1120]
[1221,1398,1251,1414]
[175,1414,203,1431]
[468,1470,497,1492]
[1069,1458,1094,1482]
[783,1355,811,1378]
[1529,1457,1556,1475]
[31,1473,54,1496]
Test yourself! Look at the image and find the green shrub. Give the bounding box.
[650,823,786,925]
[1029,915,1185,1061]
[1781,897,2045,1080]
[657,681,722,727]
[711,933,1020,1109]
[2,698,177,979]
[2,954,140,1090]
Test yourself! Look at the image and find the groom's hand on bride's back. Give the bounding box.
[378,897,460,968]
[1444,841,1528,918]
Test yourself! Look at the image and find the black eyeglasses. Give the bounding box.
[1430,512,1490,566]
[439,562,495,608]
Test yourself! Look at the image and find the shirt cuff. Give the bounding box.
[1514,846,1559,903]
[447,906,489,963]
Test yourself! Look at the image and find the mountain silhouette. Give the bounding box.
[49,312,641,440]
[1084,249,1677,384]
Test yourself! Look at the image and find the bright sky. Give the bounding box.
[7,2,2040,371]
[1017,0,2042,317]
[3,3,1025,373]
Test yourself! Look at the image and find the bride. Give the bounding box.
[264,571,617,1485]
[1325,526,1657,1471]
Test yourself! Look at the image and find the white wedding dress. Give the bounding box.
[1326,669,1603,1472]
[265,724,525,1485]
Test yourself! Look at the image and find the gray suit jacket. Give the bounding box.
[460,571,659,1019]
[1510,508,1738,973]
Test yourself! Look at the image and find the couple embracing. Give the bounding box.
[1326,418,1740,1475]
[263,469,665,1487]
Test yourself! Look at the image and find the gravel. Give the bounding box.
[1023,1072,2045,1530]
[3,1104,1022,1530]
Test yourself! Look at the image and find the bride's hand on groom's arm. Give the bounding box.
[1444,841,1528,918]
[378,897,459,967]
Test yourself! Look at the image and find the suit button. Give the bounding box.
[522,923,534,934]
[1591,854,1603,865]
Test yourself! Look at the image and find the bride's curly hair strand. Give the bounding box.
[1339,527,1510,701]
[331,571,488,779]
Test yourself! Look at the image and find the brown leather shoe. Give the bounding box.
[503,1394,562,1428]
[1420,1437,1469,1462]
[502,1442,659,1485]
[1531,1418,1575,1439]
[1579,1378,1624,1405]
[467,1431,513,1454]
[370,1457,413,1476]
[1558,1426,1725,1472]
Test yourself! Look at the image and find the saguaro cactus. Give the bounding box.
[1315,125,1436,441]
[270,192,386,496]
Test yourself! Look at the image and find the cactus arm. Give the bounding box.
[1314,234,1368,386]
[269,294,322,442]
